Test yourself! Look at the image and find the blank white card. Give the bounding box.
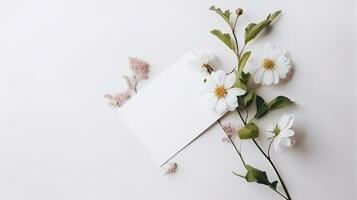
[119,51,222,166]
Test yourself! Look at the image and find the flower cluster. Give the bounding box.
[187,6,298,200]
[105,57,149,107]
[163,162,178,176]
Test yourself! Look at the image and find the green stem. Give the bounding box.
[236,110,292,200]
[270,187,289,200]
[268,137,276,158]
[252,139,292,200]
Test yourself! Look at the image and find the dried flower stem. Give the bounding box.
[105,57,149,107]
[218,120,246,166]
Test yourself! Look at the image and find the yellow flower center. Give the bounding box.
[214,86,226,98]
[262,58,275,69]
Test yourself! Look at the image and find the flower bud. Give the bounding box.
[236,8,243,16]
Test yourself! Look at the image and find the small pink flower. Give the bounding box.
[129,57,150,80]
[164,162,178,176]
[222,123,239,142]
[104,90,131,107]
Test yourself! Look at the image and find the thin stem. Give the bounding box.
[239,43,247,56]
[270,187,289,200]
[218,120,246,166]
[248,116,256,124]
[252,139,292,200]
[228,15,241,74]
[268,137,276,158]
[232,15,240,58]
[236,109,292,200]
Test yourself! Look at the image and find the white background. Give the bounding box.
[1,0,356,199]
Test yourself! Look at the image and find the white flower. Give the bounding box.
[202,70,246,114]
[189,53,213,76]
[265,113,295,153]
[250,43,292,85]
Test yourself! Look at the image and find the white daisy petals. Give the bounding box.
[189,53,213,77]
[227,88,246,96]
[267,113,296,153]
[251,43,293,85]
[212,70,226,86]
[215,98,227,114]
[224,73,236,89]
[201,70,246,114]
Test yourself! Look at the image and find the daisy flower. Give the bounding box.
[189,53,214,76]
[250,43,292,85]
[266,113,296,153]
[202,70,246,114]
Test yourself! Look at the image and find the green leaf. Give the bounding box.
[245,19,270,44]
[244,10,282,44]
[255,95,269,118]
[210,29,235,51]
[244,23,256,41]
[239,71,251,85]
[237,51,251,73]
[245,165,278,189]
[233,78,247,91]
[242,90,255,108]
[232,171,245,179]
[255,95,293,118]
[238,122,259,139]
[234,51,251,90]
[267,10,282,21]
[267,96,293,110]
[209,6,232,27]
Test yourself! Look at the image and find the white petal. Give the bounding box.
[203,77,217,91]
[274,137,282,152]
[264,43,275,57]
[265,43,283,60]
[281,137,293,147]
[225,94,237,105]
[227,102,238,111]
[212,70,226,85]
[271,49,284,60]
[215,98,228,114]
[189,59,203,69]
[200,69,210,77]
[277,113,289,129]
[202,92,218,110]
[284,114,295,129]
[253,68,265,84]
[227,88,246,96]
[278,113,295,130]
[225,94,238,111]
[224,73,236,89]
[201,53,212,64]
[277,54,291,66]
[273,70,280,84]
[280,129,295,137]
[275,57,291,78]
[262,70,274,85]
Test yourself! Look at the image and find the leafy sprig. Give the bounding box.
[210,6,292,200]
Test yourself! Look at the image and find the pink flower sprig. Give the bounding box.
[222,123,240,142]
[163,162,178,176]
[105,57,150,107]
[104,90,131,107]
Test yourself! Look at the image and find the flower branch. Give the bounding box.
[190,6,297,200]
